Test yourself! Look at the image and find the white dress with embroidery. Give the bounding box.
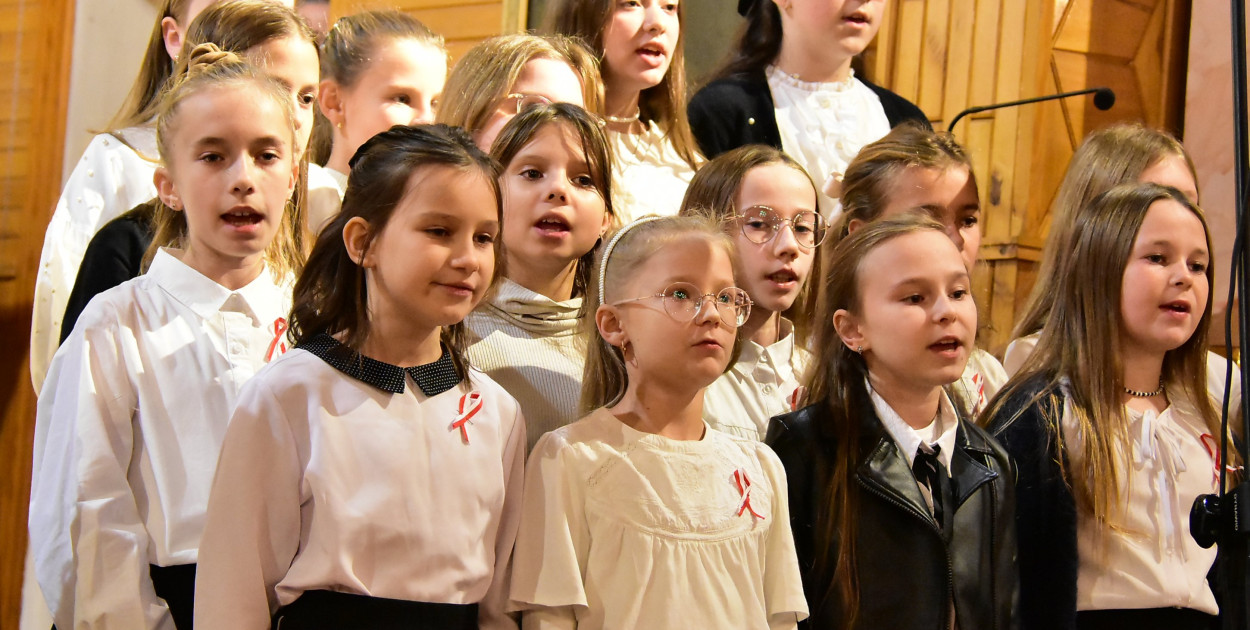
[509,408,808,629]
[608,121,697,222]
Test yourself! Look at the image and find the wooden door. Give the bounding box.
[333,0,528,62]
[0,0,75,625]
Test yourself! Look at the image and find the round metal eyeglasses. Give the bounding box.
[614,282,753,328]
[501,93,553,115]
[733,205,829,249]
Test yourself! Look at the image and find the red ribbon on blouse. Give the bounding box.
[734,469,764,519]
[451,392,483,444]
[265,317,288,362]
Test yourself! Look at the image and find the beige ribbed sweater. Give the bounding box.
[466,278,587,452]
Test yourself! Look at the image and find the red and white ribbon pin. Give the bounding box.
[1201,433,1241,484]
[734,469,765,520]
[450,392,483,444]
[788,386,807,412]
[265,317,288,362]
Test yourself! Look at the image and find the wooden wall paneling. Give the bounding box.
[0,0,75,625]
[918,0,949,120]
[332,0,527,64]
[893,0,926,100]
[940,0,975,126]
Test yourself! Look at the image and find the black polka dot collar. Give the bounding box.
[299,333,461,397]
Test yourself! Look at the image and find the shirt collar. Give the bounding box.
[298,333,461,396]
[869,380,959,470]
[148,248,287,325]
[735,318,796,368]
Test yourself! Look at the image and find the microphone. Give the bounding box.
[947,87,1115,132]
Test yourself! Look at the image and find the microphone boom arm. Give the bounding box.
[947,87,1114,132]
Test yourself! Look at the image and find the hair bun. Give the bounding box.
[182,43,241,77]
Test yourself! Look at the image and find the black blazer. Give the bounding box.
[767,400,1018,630]
[688,69,931,160]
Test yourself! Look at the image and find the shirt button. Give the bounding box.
[762,384,774,395]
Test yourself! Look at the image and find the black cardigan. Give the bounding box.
[60,201,157,344]
[688,68,931,159]
[983,377,1079,630]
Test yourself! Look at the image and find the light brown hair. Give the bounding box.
[834,122,975,244]
[982,182,1226,528]
[288,124,504,383]
[489,103,617,301]
[678,144,823,345]
[437,34,604,135]
[145,43,305,280]
[581,213,734,413]
[543,0,701,169]
[1013,123,1197,340]
[803,213,956,627]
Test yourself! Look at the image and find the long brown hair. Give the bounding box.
[288,124,504,383]
[1013,123,1196,340]
[982,182,1226,528]
[106,0,195,132]
[544,0,701,169]
[803,213,951,627]
[437,34,605,134]
[678,144,823,345]
[145,44,304,280]
[580,213,734,413]
[710,0,783,80]
[489,103,617,301]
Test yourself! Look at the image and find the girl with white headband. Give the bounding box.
[508,214,808,628]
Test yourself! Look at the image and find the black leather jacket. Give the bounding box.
[766,401,1019,630]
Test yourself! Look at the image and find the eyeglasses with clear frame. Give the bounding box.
[500,93,553,115]
[613,282,753,328]
[733,205,829,250]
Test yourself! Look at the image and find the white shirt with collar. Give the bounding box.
[306,163,347,235]
[29,248,292,630]
[30,127,160,392]
[868,383,960,508]
[194,334,526,630]
[703,319,811,441]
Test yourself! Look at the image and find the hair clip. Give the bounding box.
[598,216,662,306]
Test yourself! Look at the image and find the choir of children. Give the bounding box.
[25,2,1237,629]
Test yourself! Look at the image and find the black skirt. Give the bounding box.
[271,590,479,630]
[1076,607,1218,630]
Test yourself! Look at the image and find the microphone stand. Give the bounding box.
[1191,2,1250,629]
[946,87,1114,133]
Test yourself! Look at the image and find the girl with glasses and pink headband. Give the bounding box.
[509,214,807,628]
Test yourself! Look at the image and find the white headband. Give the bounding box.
[598,216,662,306]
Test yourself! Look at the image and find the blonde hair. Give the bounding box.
[1013,123,1197,339]
[834,122,974,243]
[106,0,196,132]
[437,34,604,134]
[544,0,701,170]
[145,43,306,280]
[581,214,734,412]
[983,182,1225,528]
[678,144,823,345]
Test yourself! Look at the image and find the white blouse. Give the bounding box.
[956,348,1008,417]
[703,319,810,441]
[29,248,291,630]
[766,66,891,217]
[608,121,697,222]
[509,408,808,629]
[194,337,526,630]
[31,127,160,391]
[306,163,347,235]
[1060,389,1220,614]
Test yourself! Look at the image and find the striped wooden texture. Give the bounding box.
[0,0,74,626]
[865,0,1190,355]
[332,0,528,62]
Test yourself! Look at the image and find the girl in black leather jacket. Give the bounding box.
[767,214,1018,629]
